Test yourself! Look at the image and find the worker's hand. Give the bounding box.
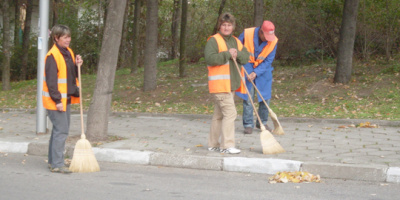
[248,72,257,81]
[56,103,63,111]
[228,48,237,60]
[76,55,83,66]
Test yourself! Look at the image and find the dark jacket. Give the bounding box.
[45,44,79,104]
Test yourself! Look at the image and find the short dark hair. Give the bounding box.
[51,25,71,42]
[217,13,235,31]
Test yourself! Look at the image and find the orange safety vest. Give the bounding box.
[244,27,278,68]
[42,45,80,111]
[207,33,246,94]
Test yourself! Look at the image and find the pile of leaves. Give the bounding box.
[269,171,321,183]
[357,122,379,128]
[338,122,379,129]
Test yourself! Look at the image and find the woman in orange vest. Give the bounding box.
[43,25,82,173]
[204,13,250,154]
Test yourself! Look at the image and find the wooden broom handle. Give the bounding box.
[233,59,263,127]
[77,63,85,139]
[241,67,273,113]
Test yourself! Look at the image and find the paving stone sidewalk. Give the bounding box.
[0,110,399,183]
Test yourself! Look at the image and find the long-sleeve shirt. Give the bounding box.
[204,32,250,91]
[45,44,79,104]
[237,27,277,101]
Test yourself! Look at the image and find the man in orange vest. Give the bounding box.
[204,13,250,154]
[43,25,82,173]
[236,21,278,134]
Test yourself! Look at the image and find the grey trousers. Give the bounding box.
[47,104,71,168]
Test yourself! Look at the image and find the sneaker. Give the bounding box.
[244,127,253,134]
[256,124,272,132]
[220,147,241,154]
[50,166,72,174]
[208,147,220,152]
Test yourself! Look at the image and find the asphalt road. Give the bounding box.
[1,153,399,200]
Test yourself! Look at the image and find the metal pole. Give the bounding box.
[36,0,49,135]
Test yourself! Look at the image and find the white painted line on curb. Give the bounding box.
[223,157,302,174]
[93,148,152,165]
[0,141,29,153]
[387,167,400,183]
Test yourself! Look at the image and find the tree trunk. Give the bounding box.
[130,0,141,74]
[178,0,187,77]
[253,0,264,26]
[117,0,131,69]
[170,0,181,59]
[86,0,127,141]
[143,0,158,91]
[212,0,226,34]
[14,0,20,47]
[334,0,360,84]
[2,0,11,91]
[20,0,33,81]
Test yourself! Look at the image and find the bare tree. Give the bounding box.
[2,0,11,91]
[334,0,360,84]
[212,0,226,34]
[253,0,264,26]
[178,0,187,77]
[143,0,158,91]
[170,0,181,59]
[20,0,33,80]
[86,0,127,141]
[130,0,141,74]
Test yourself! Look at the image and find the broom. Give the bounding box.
[242,68,285,135]
[69,62,100,173]
[233,59,285,154]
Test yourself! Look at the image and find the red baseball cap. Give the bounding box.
[261,21,276,41]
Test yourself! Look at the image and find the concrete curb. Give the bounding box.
[223,157,302,174]
[301,162,388,182]
[2,141,400,183]
[387,167,400,183]
[0,141,29,153]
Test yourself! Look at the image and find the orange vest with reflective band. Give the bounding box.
[207,33,246,94]
[42,45,80,111]
[244,27,278,68]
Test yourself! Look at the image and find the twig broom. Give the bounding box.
[233,59,285,154]
[69,63,100,173]
[242,69,285,135]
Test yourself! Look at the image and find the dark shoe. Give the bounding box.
[244,127,253,134]
[50,166,72,174]
[256,124,272,132]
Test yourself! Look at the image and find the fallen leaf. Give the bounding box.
[195,144,203,147]
[269,171,321,183]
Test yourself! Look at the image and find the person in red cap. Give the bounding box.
[236,20,278,134]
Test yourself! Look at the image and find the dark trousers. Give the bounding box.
[47,104,71,168]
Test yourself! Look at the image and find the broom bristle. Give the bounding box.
[269,111,285,135]
[260,130,285,154]
[273,125,285,135]
[69,138,100,173]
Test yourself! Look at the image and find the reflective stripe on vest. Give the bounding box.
[207,33,243,93]
[42,45,80,111]
[244,27,278,68]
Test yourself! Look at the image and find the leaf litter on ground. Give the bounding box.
[269,171,321,184]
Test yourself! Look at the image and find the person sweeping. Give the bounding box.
[235,20,278,135]
[204,13,250,154]
[43,25,82,173]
